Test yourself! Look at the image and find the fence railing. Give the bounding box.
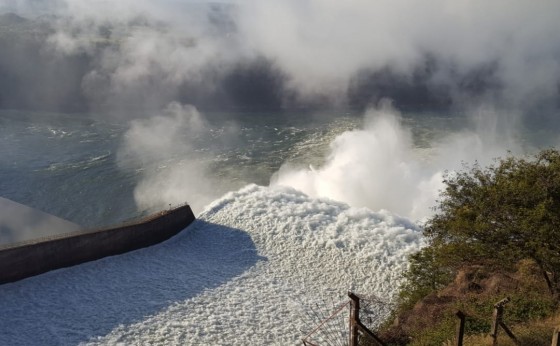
[303,293,560,346]
[348,292,386,346]
[446,297,560,346]
[302,292,386,346]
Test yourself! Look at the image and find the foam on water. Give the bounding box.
[0,184,423,345]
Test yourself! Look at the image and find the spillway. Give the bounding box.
[0,185,423,345]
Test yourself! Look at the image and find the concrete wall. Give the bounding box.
[0,205,195,284]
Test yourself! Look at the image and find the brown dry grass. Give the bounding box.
[444,313,560,346]
[383,260,560,346]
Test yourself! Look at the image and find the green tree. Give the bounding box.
[398,246,454,310]
[423,149,560,299]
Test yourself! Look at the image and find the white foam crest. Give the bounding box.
[82,184,423,345]
[272,103,523,221]
[271,103,436,221]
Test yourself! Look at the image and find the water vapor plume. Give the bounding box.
[236,0,560,110]
[4,0,560,112]
[272,102,524,221]
[2,0,560,217]
[117,102,221,214]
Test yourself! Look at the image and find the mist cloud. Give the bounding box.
[117,102,221,214]
[236,0,560,108]
[271,101,524,221]
[2,1,559,216]
[5,0,558,111]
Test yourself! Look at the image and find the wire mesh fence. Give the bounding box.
[301,292,389,346]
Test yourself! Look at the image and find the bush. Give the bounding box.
[424,149,560,298]
[386,150,560,344]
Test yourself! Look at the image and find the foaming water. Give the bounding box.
[272,104,532,221]
[0,185,423,345]
[1,107,556,344]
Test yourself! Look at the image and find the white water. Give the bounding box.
[272,104,526,222]
[1,106,549,344]
[0,185,423,345]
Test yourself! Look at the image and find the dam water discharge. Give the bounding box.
[0,185,423,345]
[0,107,545,344]
[2,2,560,343]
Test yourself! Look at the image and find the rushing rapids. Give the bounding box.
[0,107,551,344]
[0,184,423,345]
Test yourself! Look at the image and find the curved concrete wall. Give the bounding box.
[0,205,195,284]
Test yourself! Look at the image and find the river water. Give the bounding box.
[0,107,556,345]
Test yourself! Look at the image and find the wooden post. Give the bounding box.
[349,292,360,346]
[490,306,504,346]
[552,326,560,346]
[491,305,502,346]
[455,310,466,346]
[491,297,512,346]
[499,321,518,344]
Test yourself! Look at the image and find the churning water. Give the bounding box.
[0,107,553,344]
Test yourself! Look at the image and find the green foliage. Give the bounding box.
[404,290,556,346]
[458,290,556,329]
[386,149,560,345]
[398,246,454,311]
[506,293,557,322]
[425,149,560,298]
[408,316,456,346]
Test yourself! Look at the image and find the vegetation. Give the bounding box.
[426,149,560,297]
[382,149,560,345]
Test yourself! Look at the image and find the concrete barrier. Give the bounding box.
[0,204,196,284]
